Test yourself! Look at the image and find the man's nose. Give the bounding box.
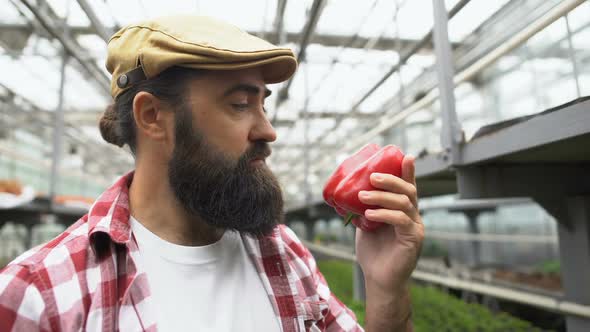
[249,112,277,143]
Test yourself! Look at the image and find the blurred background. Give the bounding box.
[1,0,590,331]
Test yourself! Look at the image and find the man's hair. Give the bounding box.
[99,67,200,154]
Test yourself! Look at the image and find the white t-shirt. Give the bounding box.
[130,216,281,332]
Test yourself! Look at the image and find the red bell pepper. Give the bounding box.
[328,145,405,232]
[322,143,380,214]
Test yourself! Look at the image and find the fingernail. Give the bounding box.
[359,191,370,199]
[372,173,383,181]
[365,209,376,217]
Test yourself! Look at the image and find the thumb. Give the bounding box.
[401,155,416,186]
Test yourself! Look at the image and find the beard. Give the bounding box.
[167,106,284,237]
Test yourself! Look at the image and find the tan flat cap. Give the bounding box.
[106,15,297,98]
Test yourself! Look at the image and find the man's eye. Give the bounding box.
[232,103,249,111]
[231,104,268,114]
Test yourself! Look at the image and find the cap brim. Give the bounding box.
[180,55,297,84]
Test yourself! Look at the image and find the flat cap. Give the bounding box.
[106,15,297,98]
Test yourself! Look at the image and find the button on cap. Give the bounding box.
[117,74,129,88]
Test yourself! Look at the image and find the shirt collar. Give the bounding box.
[87,171,135,254]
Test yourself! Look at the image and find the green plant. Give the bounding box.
[318,260,548,331]
[317,260,355,303]
[317,260,366,325]
[410,285,542,332]
[0,257,8,269]
[536,260,560,274]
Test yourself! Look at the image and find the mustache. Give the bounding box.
[242,141,272,161]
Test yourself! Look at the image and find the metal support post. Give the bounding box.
[303,61,311,208]
[304,220,315,242]
[448,207,494,267]
[431,0,463,164]
[394,1,405,114]
[273,0,288,44]
[565,14,582,98]
[548,197,590,332]
[24,223,34,250]
[400,120,408,152]
[301,61,318,243]
[49,51,68,205]
[465,210,482,267]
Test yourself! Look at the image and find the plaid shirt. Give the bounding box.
[0,172,363,331]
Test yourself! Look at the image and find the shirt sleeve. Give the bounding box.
[0,264,51,332]
[279,225,364,331]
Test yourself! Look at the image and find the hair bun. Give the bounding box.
[99,104,125,147]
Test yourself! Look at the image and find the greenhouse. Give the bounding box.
[1,0,589,331]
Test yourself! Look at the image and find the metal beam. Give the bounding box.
[426,230,557,244]
[418,197,532,212]
[476,17,590,86]
[266,31,453,52]
[460,98,590,165]
[457,165,590,200]
[76,0,115,42]
[272,0,287,45]
[61,109,378,127]
[555,197,590,331]
[49,52,67,202]
[284,0,472,173]
[0,84,133,175]
[352,0,471,111]
[0,22,463,53]
[287,0,586,185]
[18,0,110,93]
[287,91,590,205]
[432,0,462,162]
[274,0,326,106]
[0,22,96,35]
[306,0,565,159]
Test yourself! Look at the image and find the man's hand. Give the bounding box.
[355,155,424,331]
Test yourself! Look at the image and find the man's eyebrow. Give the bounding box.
[223,83,272,98]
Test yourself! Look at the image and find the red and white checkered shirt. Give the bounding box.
[0,172,363,331]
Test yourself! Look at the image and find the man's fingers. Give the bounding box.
[370,172,418,207]
[358,191,418,219]
[402,155,416,186]
[364,209,415,228]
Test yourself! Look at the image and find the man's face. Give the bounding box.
[167,68,283,237]
[181,68,277,160]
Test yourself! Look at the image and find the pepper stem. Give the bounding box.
[344,212,356,227]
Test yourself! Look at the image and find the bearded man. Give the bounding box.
[0,15,424,332]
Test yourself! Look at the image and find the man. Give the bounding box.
[0,16,423,331]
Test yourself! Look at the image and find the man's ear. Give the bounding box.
[132,91,173,143]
